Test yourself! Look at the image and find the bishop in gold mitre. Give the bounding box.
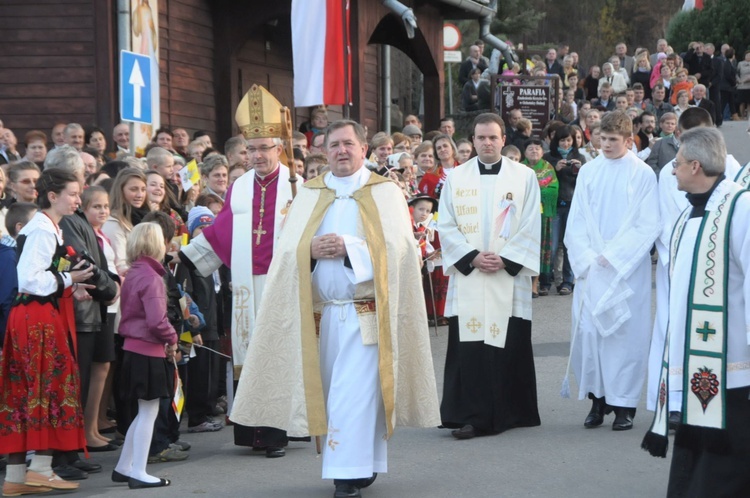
[178,84,294,457]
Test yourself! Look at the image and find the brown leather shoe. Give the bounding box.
[2,481,52,497]
[24,472,79,491]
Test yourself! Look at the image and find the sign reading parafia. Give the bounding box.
[496,83,551,138]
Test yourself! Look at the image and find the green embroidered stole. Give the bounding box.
[734,161,750,189]
[642,183,748,457]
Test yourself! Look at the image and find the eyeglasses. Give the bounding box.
[17,178,37,185]
[672,158,696,169]
[247,145,278,155]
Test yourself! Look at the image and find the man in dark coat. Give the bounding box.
[458,45,489,87]
[689,84,717,125]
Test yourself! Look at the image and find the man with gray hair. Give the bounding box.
[647,107,742,421]
[650,39,668,67]
[689,84,716,125]
[642,127,750,497]
[63,123,85,151]
[178,84,294,457]
[111,123,130,157]
[44,145,120,479]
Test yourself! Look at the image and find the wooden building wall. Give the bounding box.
[158,0,216,138]
[0,0,115,143]
[0,0,448,151]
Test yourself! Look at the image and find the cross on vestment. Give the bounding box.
[466,317,482,333]
[490,323,500,338]
[696,321,716,342]
[253,223,267,245]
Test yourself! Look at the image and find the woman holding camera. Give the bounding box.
[543,125,586,296]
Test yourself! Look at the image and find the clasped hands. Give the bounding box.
[311,233,346,260]
[472,252,506,273]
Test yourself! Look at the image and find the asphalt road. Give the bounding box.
[69,121,749,497]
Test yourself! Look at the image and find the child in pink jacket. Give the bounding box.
[113,222,177,489]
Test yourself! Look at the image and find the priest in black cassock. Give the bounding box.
[437,113,542,439]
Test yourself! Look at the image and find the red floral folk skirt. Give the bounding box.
[0,299,85,453]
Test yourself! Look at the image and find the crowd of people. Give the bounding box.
[458,38,750,131]
[0,34,749,498]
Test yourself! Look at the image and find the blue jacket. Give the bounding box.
[0,241,18,345]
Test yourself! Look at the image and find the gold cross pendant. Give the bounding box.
[253,223,267,245]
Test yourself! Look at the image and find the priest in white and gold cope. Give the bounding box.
[229,120,441,498]
[438,113,542,440]
[178,84,293,457]
[641,128,750,497]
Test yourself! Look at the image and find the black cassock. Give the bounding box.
[440,316,541,434]
[439,159,541,435]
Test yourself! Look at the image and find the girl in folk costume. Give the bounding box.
[523,139,559,297]
[415,142,452,322]
[409,193,448,325]
[409,193,438,259]
[0,169,95,495]
[113,222,177,489]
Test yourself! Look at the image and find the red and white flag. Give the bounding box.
[291,0,351,107]
[682,0,704,10]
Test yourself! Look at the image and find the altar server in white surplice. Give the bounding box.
[439,113,542,440]
[641,128,750,498]
[564,110,661,431]
[647,107,742,423]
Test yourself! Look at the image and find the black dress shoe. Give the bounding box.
[52,464,88,480]
[86,442,119,452]
[265,447,285,458]
[128,477,171,489]
[451,424,477,440]
[70,458,102,473]
[111,470,129,483]
[668,411,681,432]
[612,408,635,431]
[333,480,362,498]
[584,396,606,428]
[353,473,377,489]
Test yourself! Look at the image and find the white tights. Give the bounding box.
[115,398,160,483]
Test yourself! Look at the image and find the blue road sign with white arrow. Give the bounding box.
[120,50,152,124]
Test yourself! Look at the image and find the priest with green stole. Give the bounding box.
[438,113,542,440]
[642,127,750,496]
[230,120,441,498]
[178,85,294,458]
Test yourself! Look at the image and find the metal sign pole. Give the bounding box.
[448,65,454,115]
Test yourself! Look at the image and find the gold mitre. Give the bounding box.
[235,84,283,139]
